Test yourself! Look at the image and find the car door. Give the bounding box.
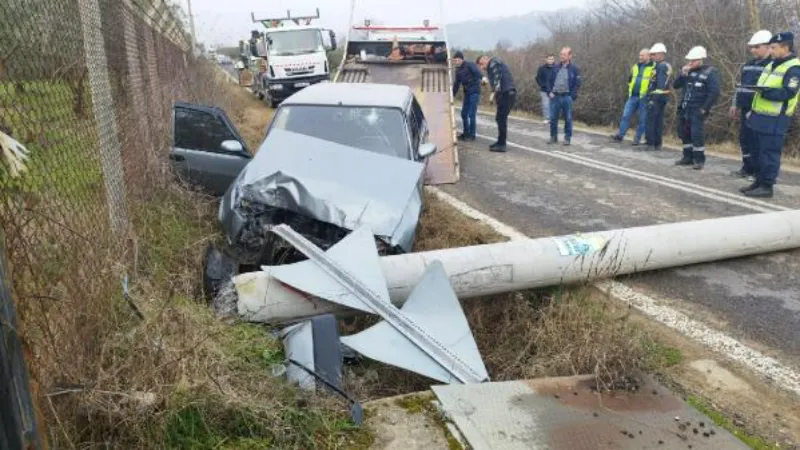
[170,102,253,196]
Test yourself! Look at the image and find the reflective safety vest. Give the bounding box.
[752,57,800,116]
[628,63,655,97]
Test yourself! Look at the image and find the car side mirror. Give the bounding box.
[221,140,244,153]
[418,142,437,158]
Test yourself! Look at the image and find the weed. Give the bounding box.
[687,395,773,450]
[644,339,684,370]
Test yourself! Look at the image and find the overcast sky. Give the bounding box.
[185,0,588,47]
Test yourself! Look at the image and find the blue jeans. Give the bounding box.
[461,92,479,137]
[618,96,648,142]
[549,94,573,139]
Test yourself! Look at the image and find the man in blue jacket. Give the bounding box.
[452,51,483,141]
[673,46,721,170]
[741,31,800,198]
[547,47,582,146]
[477,54,516,152]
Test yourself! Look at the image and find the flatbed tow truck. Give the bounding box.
[333,19,459,185]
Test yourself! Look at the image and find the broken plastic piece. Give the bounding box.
[270,224,488,384]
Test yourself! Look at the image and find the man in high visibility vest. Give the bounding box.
[741,31,800,198]
[610,49,655,145]
[730,30,773,179]
[645,43,672,151]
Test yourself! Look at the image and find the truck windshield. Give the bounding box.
[268,30,323,56]
[271,105,410,159]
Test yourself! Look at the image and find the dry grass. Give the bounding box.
[343,192,653,400]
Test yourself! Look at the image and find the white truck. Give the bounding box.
[246,9,337,108]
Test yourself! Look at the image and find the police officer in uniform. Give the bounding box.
[645,43,672,151]
[741,32,800,198]
[730,30,773,178]
[673,46,721,170]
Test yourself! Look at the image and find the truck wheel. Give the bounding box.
[202,242,239,304]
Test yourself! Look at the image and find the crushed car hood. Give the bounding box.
[231,128,425,251]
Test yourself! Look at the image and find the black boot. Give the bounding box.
[730,167,750,178]
[457,133,468,141]
[548,136,558,145]
[744,185,774,198]
[675,147,693,166]
[610,134,623,142]
[490,141,507,152]
[739,181,760,193]
[692,148,706,170]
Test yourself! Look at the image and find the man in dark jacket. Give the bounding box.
[673,46,721,170]
[729,30,773,178]
[536,54,556,124]
[477,54,516,152]
[547,47,582,146]
[452,51,483,141]
[644,43,672,151]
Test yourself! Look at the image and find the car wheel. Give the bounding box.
[202,242,240,304]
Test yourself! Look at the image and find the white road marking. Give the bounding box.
[427,186,800,396]
[472,132,785,214]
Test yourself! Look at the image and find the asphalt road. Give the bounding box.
[444,111,800,368]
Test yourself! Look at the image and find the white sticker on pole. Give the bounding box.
[553,234,608,256]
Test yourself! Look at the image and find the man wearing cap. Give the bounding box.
[645,43,672,151]
[741,31,800,198]
[452,51,483,141]
[673,45,721,170]
[610,49,655,146]
[730,30,773,178]
[477,54,517,152]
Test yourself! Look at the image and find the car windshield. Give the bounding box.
[267,29,323,56]
[270,105,410,159]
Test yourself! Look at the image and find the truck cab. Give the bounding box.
[248,9,337,107]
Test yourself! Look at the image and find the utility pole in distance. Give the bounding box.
[186,0,197,56]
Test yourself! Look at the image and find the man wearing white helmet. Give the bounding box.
[729,30,773,178]
[672,45,721,170]
[644,43,672,151]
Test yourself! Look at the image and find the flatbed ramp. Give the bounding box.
[432,375,748,450]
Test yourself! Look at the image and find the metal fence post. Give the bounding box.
[77,0,130,235]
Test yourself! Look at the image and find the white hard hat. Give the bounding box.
[685,46,707,60]
[748,30,772,46]
[650,43,667,54]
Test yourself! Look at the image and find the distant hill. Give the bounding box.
[445,9,582,51]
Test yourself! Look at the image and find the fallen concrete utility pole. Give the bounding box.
[234,210,800,322]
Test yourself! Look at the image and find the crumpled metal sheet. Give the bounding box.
[229,128,424,252]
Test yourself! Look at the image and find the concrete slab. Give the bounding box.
[432,375,749,450]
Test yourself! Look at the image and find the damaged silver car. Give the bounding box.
[169,83,438,298]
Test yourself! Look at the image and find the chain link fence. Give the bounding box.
[0,0,239,445]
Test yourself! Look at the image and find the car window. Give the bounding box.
[174,107,238,153]
[407,96,428,157]
[270,105,410,159]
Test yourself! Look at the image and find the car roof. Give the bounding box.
[281,83,412,109]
